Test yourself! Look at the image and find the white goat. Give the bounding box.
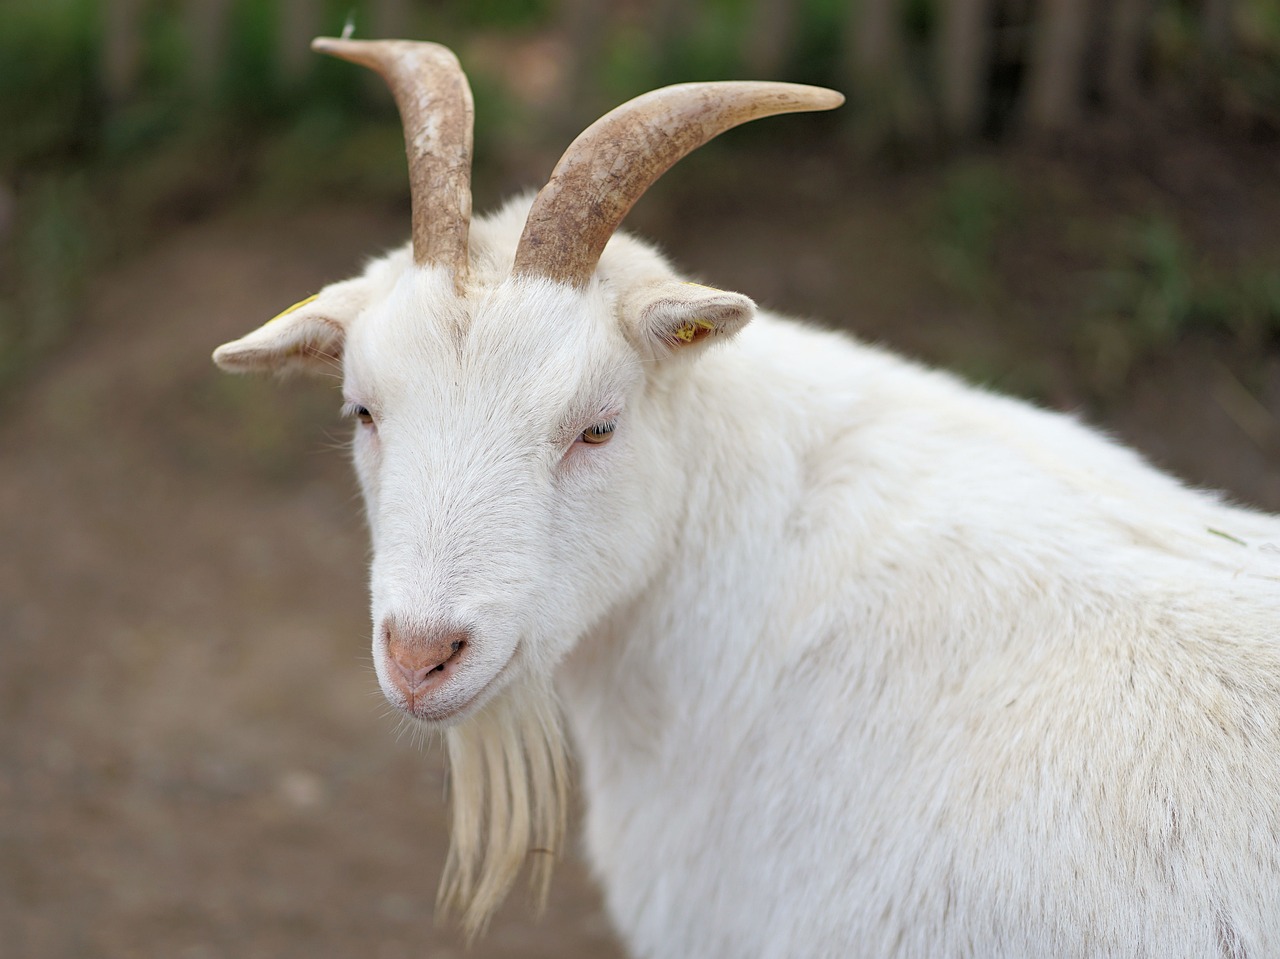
[214,37,1280,959]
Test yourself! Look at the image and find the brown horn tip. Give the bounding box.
[512,81,845,289]
[312,37,474,292]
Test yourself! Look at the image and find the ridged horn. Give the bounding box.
[312,37,474,292]
[512,81,844,288]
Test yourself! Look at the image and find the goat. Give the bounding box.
[213,37,1280,959]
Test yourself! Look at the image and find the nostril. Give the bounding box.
[383,621,470,693]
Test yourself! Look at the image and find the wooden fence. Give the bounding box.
[95,0,1261,141]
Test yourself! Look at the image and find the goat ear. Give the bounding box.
[212,276,371,375]
[625,279,756,356]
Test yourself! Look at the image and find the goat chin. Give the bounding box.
[438,677,568,939]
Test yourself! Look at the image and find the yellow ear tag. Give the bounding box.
[672,317,716,344]
[266,293,319,324]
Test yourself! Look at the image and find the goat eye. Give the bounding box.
[579,420,616,445]
[344,403,374,426]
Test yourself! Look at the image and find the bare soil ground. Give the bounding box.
[2,134,1277,958]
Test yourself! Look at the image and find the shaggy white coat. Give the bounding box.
[215,195,1280,959]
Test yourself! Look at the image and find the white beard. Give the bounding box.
[440,677,569,936]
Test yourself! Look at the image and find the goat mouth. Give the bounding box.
[396,648,513,724]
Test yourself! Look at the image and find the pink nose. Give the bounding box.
[384,620,470,699]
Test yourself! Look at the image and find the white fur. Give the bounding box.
[216,194,1280,958]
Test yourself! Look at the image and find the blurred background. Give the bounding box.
[1,1,1277,957]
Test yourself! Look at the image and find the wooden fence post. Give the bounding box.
[1023,0,1094,133]
[279,0,323,85]
[182,0,232,95]
[938,0,995,137]
[846,0,903,87]
[1104,0,1153,107]
[102,0,144,103]
[745,0,799,78]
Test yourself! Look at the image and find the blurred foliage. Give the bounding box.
[0,0,98,174]
[1155,0,1280,123]
[930,159,1021,301]
[0,175,94,385]
[458,0,550,32]
[1080,215,1280,395]
[1,0,1279,392]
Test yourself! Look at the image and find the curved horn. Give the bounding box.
[312,37,474,291]
[512,82,844,288]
